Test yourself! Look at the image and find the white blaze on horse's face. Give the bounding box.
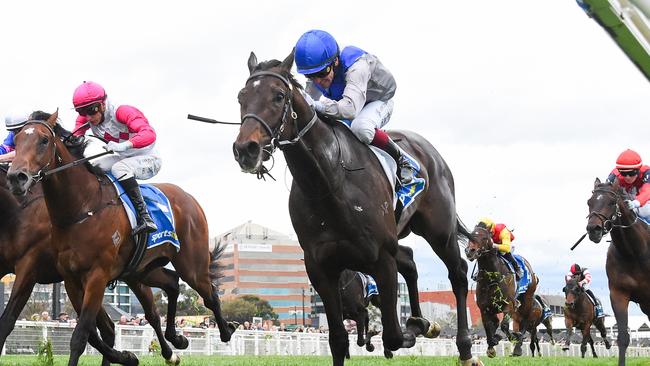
[253,80,260,88]
[596,194,603,201]
[24,127,35,135]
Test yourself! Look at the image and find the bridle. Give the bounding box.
[16,120,111,183]
[467,226,494,259]
[241,70,318,179]
[588,186,639,234]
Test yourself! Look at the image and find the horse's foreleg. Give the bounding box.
[588,333,597,358]
[126,279,176,363]
[481,310,499,358]
[372,248,407,352]
[594,316,611,349]
[67,273,137,366]
[562,319,574,351]
[138,268,188,349]
[305,257,347,366]
[0,272,36,354]
[355,309,367,347]
[610,288,631,366]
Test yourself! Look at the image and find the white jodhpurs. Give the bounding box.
[349,100,394,144]
[84,137,162,180]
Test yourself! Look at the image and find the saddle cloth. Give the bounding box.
[499,254,532,295]
[368,145,425,211]
[107,174,180,251]
[358,272,379,299]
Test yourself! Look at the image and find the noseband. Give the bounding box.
[16,120,58,182]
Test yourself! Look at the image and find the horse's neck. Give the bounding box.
[611,220,650,258]
[0,188,20,232]
[41,147,100,227]
[477,253,502,276]
[283,118,342,198]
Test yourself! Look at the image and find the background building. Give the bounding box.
[213,221,311,325]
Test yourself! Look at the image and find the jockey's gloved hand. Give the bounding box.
[104,140,133,153]
[624,199,641,210]
[300,90,325,113]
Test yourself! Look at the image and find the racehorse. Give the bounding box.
[341,243,435,359]
[527,295,555,357]
[232,51,480,366]
[562,274,611,358]
[465,222,538,357]
[586,178,648,366]
[6,112,235,366]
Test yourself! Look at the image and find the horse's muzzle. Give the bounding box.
[232,140,261,173]
[586,224,603,243]
[7,170,33,196]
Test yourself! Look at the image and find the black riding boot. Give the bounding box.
[382,138,416,185]
[503,252,523,280]
[121,177,157,235]
[586,289,605,318]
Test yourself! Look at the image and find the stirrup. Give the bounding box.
[397,158,416,185]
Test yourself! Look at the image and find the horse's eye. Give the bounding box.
[274,92,285,103]
[40,137,49,145]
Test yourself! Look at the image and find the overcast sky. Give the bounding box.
[2,1,649,315]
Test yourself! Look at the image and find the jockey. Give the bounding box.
[479,217,524,280]
[606,149,650,222]
[294,29,417,185]
[72,81,161,235]
[0,112,30,163]
[566,263,605,318]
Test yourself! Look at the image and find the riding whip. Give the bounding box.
[187,114,240,125]
[570,232,588,251]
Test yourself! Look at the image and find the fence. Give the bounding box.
[4,321,650,358]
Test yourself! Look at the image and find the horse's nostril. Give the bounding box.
[245,141,260,157]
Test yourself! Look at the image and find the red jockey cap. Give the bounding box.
[616,149,642,170]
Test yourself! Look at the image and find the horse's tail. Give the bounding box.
[456,215,473,245]
[209,241,227,291]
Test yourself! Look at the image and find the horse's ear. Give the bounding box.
[280,48,295,72]
[594,177,601,188]
[247,52,258,74]
[47,109,59,128]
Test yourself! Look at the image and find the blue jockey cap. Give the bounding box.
[295,30,339,75]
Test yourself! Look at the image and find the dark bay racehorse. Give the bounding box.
[339,270,380,356]
[232,51,480,366]
[341,244,436,359]
[465,222,538,357]
[497,295,554,357]
[562,274,611,357]
[587,178,648,366]
[7,112,235,366]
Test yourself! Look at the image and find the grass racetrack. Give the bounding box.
[1,355,650,366]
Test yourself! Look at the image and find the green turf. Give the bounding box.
[1,355,650,366]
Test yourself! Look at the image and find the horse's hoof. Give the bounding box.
[345,348,350,359]
[228,321,239,334]
[121,350,139,366]
[357,339,365,347]
[487,347,496,358]
[384,350,393,359]
[605,341,611,350]
[366,343,375,352]
[425,321,441,338]
[165,353,180,366]
[406,316,428,336]
[401,332,416,348]
[171,335,189,350]
[459,356,484,366]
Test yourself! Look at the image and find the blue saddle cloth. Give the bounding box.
[366,275,379,298]
[541,306,553,322]
[107,174,180,251]
[500,254,531,295]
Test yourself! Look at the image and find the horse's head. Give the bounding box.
[563,274,584,309]
[465,222,493,261]
[233,50,308,175]
[7,110,60,196]
[586,178,625,243]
